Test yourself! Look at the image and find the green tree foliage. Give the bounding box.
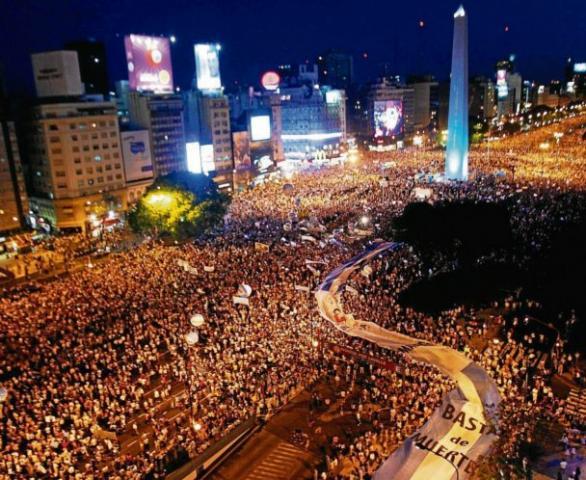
[128,172,228,239]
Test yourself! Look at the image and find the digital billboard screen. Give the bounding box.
[195,44,222,91]
[326,90,342,104]
[186,142,202,174]
[233,132,252,171]
[496,69,508,99]
[574,63,586,73]
[125,35,174,94]
[373,100,403,138]
[250,115,271,142]
[200,144,215,173]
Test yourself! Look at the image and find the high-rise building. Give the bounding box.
[0,122,29,233]
[227,87,284,168]
[279,82,346,160]
[27,101,128,231]
[64,40,109,96]
[0,71,28,233]
[184,91,233,176]
[495,58,522,117]
[445,5,469,181]
[199,95,233,174]
[31,51,84,98]
[317,50,354,91]
[128,92,187,177]
[120,129,155,204]
[408,75,439,130]
[366,79,415,137]
[469,76,496,121]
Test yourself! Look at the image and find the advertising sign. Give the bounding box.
[186,142,202,174]
[121,130,154,182]
[250,115,271,142]
[195,44,222,91]
[261,71,280,91]
[373,100,404,137]
[574,63,586,73]
[125,35,174,93]
[326,90,342,104]
[31,51,84,98]
[200,144,215,173]
[496,69,508,99]
[233,132,252,170]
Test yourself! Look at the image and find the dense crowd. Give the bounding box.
[1,114,585,479]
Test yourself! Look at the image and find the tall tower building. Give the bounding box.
[445,5,469,181]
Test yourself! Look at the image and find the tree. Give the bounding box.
[128,172,228,239]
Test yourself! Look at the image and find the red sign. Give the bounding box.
[261,71,280,91]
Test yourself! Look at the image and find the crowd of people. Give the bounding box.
[0,114,585,479]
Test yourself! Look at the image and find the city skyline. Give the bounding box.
[1,0,585,95]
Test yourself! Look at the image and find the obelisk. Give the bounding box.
[445,5,469,181]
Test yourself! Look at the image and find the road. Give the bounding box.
[210,430,315,480]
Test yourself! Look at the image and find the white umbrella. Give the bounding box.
[185,330,199,345]
[190,314,205,327]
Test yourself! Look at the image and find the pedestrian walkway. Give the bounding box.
[566,387,586,418]
[244,441,312,480]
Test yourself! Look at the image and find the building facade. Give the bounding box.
[27,101,128,231]
[366,80,415,137]
[470,76,496,121]
[0,121,28,233]
[279,85,346,159]
[408,76,439,130]
[128,92,187,176]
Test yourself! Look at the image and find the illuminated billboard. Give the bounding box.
[121,130,154,182]
[125,35,174,93]
[250,115,271,142]
[195,44,222,92]
[496,69,508,99]
[326,90,342,104]
[261,71,280,91]
[186,142,202,174]
[574,63,586,73]
[200,144,215,173]
[233,132,252,170]
[373,100,404,137]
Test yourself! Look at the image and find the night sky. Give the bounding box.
[1,0,585,96]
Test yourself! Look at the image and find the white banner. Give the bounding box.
[232,296,249,306]
[316,242,500,480]
[237,284,253,298]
